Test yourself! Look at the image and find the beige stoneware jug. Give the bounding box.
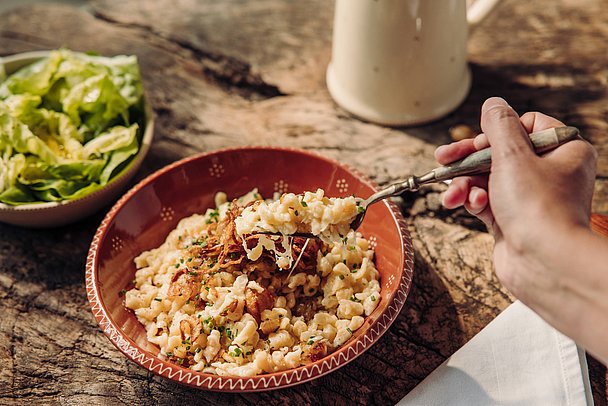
[326,0,500,126]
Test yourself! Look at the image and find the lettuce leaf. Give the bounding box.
[0,183,37,205]
[0,52,63,98]
[98,125,139,184]
[0,103,60,164]
[0,49,144,206]
[62,74,129,137]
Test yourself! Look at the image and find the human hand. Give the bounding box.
[435,97,597,302]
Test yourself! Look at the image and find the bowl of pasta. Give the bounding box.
[86,146,414,391]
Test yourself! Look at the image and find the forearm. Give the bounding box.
[517,225,608,364]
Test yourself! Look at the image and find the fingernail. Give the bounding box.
[441,192,453,209]
[485,96,514,110]
[488,96,508,105]
[473,133,487,149]
[469,189,480,207]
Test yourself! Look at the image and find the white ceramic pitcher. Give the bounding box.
[326,0,500,126]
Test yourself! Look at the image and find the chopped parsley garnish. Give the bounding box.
[351,269,358,273]
[342,237,348,245]
[371,296,377,301]
[339,275,345,280]
[229,347,242,357]
[119,289,127,296]
[174,263,179,268]
[300,200,308,207]
[346,327,353,334]
[294,210,299,216]
[195,347,201,353]
[307,339,315,345]
[206,209,220,224]
[166,352,173,357]
[202,317,214,329]
[357,206,365,214]
[154,297,162,302]
[185,299,190,305]
[348,246,356,251]
[226,328,233,339]
[192,237,208,247]
[349,295,361,303]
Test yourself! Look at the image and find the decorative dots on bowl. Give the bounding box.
[336,178,349,193]
[208,162,225,178]
[387,273,396,287]
[111,236,124,252]
[274,180,289,194]
[160,206,175,222]
[368,235,377,250]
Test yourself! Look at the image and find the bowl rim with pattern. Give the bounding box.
[0,50,154,228]
[86,146,414,392]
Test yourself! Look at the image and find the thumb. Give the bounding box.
[480,98,534,165]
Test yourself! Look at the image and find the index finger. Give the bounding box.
[481,97,535,164]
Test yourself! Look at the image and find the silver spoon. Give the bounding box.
[258,126,580,238]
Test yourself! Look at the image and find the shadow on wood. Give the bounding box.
[399,62,606,149]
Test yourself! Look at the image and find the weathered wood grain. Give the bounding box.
[0,0,606,404]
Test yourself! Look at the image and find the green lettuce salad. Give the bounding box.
[0,49,145,205]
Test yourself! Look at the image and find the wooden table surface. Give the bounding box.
[1,0,606,404]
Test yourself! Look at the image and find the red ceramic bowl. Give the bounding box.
[86,147,414,392]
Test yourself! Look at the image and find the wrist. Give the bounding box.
[511,212,591,270]
[497,220,591,309]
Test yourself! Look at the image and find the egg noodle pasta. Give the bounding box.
[125,189,381,377]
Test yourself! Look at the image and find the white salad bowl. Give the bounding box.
[0,51,154,228]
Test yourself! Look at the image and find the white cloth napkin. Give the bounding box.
[399,301,594,405]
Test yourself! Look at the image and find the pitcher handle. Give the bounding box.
[467,0,501,29]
